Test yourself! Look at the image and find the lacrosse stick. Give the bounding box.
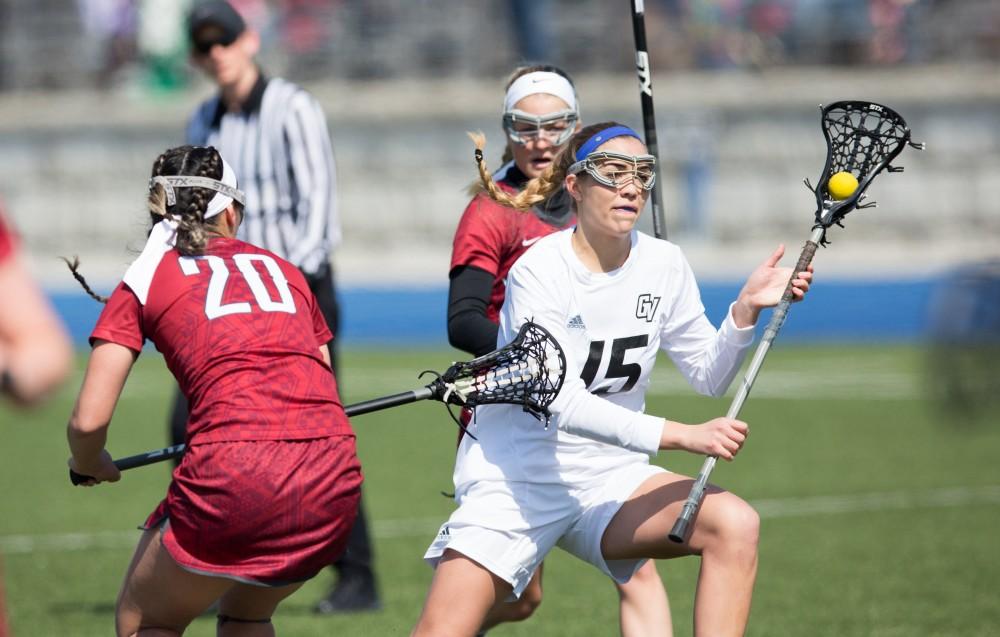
[70,321,567,485]
[630,0,667,239]
[669,100,924,543]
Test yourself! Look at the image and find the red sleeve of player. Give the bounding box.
[0,208,18,264]
[450,194,509,276]
[90,282,145,353]
[308,288,332,346]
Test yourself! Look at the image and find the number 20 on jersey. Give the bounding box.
[179,254,297,319]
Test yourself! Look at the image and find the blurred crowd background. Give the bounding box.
[1,0,996,278]
[0,1,997,91]
[0,2,997,396]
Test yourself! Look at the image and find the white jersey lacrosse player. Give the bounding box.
[425,226,755,597]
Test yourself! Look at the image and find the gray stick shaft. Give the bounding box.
[668,227,824,543]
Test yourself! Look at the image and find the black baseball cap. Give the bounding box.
[188,1,246,52]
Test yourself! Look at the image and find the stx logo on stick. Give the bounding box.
[636,294,660,322]
[635,51,652,97]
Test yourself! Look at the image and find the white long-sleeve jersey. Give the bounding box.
[454,228,755,491]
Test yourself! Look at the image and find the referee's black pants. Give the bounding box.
[167,262,376,586]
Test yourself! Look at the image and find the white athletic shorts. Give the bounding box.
[423,461,666,598]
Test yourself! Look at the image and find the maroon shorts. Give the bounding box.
[143,436,362,586]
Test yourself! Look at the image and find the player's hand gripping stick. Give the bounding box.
[669,100,923,543]
[669,232,820,542]
[70,321,567,485]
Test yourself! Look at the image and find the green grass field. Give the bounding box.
[2,345,999,636]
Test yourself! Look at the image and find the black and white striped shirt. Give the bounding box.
[186,75,339,277]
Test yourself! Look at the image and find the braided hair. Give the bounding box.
[62,255,109,304]
[147,145,227,256]
[65,145,231,303]
[472,121,620,211]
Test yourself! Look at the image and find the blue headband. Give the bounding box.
[574,125,643,162]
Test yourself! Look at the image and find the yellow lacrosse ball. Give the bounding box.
[827,171,859,200]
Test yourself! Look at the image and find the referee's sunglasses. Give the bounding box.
[192,32,238,56]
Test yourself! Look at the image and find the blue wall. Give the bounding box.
[53,278,938,349]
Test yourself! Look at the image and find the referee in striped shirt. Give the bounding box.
[169,1,381,614]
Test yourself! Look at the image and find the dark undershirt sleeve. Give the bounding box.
[447,265,500,357]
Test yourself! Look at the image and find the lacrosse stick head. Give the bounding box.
[809,100,924,242]
[437,321,567,419]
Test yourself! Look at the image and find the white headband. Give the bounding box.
[503,71,578,113]
[125,158,244,305]
[148,158,244,220]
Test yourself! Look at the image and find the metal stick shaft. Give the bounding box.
[344,387,435,418]
[668,227,824,542]
[69,385,438,484]
[630,0,667,240]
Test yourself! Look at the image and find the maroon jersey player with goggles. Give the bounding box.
[446,65,674,636]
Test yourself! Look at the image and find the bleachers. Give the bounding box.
[0,2,996,286]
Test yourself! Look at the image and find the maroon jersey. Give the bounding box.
[92,237,351,445]
[450,175,573,324]
[145,436,361,586]
[0,208,17,265]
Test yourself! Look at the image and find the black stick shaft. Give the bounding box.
[630,0,667,240]
[115,444,186,471]
[343,386,435,418]
[668,229,823,543]
[69,386,437,484]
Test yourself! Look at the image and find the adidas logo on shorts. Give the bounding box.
[567,315,586,329]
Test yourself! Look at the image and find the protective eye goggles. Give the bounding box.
[568,151,657,191]
[502,109,578,146]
